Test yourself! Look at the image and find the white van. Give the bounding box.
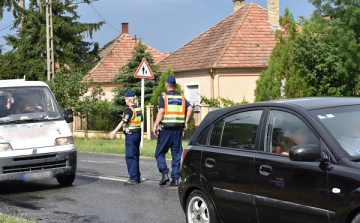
[0,79,76,185]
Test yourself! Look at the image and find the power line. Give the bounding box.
[72,0,99,4]
[89,3,121,33]
[0,24,13,32]
[0,21,15,32]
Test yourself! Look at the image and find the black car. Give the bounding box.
[179,97,360,223]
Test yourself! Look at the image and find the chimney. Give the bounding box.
[232,0,245,12]
[122,23,129,34]
[267,0,280,28]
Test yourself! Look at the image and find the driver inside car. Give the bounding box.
[280,126,310,155]
[16,91,43,113]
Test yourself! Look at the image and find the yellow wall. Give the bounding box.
[214,71,259,103]
[175,69,261,104]
[88,83,118,101]
[175,73,212,99]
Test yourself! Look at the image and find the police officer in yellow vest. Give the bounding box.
[153,76,193,186]
[110,91,143,185]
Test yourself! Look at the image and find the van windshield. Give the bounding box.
[311,105,360,158]
[0,86,63,123]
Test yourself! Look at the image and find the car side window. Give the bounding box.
[265,110,320,155]
[209,119,224,146]
[208,110,262,149]
[221,110,262,150]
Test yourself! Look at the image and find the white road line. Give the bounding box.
[77,173,127,182]
[78,160,120,164]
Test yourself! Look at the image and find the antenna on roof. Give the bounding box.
[261,84,272,101]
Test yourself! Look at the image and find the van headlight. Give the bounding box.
[0,143,13,152]
[55,137,74,146]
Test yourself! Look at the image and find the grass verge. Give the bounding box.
[0,214,34,223]
[74,137,189,159]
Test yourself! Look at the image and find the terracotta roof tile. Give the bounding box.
[86,33,170,83]
[158,3,277,72]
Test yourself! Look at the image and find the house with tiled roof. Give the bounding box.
[85,23,170,101]
[158,0,280,104]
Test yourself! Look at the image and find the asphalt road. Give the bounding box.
[0,152,186,223]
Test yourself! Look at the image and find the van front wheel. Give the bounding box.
[57,174,75,186]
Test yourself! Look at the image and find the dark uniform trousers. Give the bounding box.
[155,127,183,180]
[125,131,141,181]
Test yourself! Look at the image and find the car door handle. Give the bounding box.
[205,158,215,168]
[259,165,272,176]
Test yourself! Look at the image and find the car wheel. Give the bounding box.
[351,213,360,223]
[186,190,218,223]
[56,173,75,186]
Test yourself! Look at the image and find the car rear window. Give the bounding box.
[208,110,262,150]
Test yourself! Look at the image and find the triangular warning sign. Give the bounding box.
[134,58,154,79]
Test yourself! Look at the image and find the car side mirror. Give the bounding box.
[64,108,73,123]
[289,144,321,162]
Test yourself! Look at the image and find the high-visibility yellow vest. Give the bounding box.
[123,106,142,131]
[161,92,185,128]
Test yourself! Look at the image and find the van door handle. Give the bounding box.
[259,165,272,176]
[205,158,215,168]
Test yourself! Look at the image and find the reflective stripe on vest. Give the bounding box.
[123,106,142,131]
[161,92,185,127]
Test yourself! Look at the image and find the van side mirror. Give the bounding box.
[64,108,73,123]
[289,144,321,162]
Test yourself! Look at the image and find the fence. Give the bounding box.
[72,103,212,140]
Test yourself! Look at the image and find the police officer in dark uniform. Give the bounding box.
[153,76,193,186]
[110,91,143,185]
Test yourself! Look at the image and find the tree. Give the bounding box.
[0,0,104,80]
[110,38,161,113]
[47,68,105,116]
[289,34,346,97]
[254,8,299,101]
[255,4,360,101]
[149,68,182,106]
[0,0,14,19]
[309,0,360,44]
[293,0,360,96]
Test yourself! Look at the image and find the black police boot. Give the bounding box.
[159,172,169,185]
[170,179,179,186]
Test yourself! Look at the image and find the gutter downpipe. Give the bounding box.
[210,68,214,98]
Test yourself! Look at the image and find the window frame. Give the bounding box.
[262,108,321,155]
[205,108,265,151]
[184,82,200,112]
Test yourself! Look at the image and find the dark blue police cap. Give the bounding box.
[125,91,136,97]
[166,75,176,85]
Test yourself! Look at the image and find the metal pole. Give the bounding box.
[46,0,54,80]
[141,78,144,149]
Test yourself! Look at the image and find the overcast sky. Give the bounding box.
[0,0,316,53]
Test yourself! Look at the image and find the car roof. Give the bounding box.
[191,97,360,144]
[0,79,49,88]
[200,97,360,129]
[211,97,360,115]
[266,97,360,110]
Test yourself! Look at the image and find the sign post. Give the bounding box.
[134,58,154,148]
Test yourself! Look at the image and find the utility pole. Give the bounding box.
[19,0,24,28]
[45,0,54,80]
